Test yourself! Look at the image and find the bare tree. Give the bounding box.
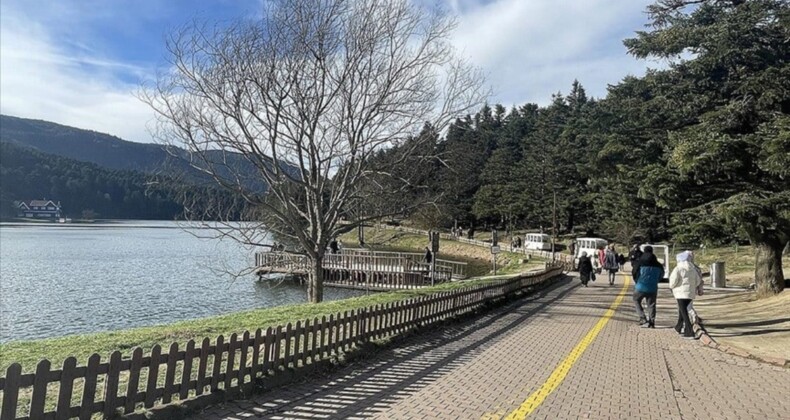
[141,0,487,303]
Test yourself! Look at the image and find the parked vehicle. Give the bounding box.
[524,233,552,251]
[640,244,671,280]
[573,237,608,269]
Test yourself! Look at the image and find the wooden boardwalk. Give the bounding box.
[255,249,467,289]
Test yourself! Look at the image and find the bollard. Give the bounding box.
[710,261,726,288]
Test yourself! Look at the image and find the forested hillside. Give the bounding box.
[0,115,169,173]
[0,142,241,220]
[0,115,276,191]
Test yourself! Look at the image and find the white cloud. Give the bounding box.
[0,4,156,143]
[450,0,657,105]
[0,0,662,144]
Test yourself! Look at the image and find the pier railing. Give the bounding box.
[0,265,564,420]
[340,248,468,279]
[255,249,462,288]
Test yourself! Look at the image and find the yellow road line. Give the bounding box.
[501,276,631,420]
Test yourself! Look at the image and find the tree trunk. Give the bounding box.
[754,236,785,297]
[566,208,574,233]
[307,255,325,303]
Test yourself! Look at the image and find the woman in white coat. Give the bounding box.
[669,251,702,339]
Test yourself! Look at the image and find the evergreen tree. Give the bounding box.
[625,0,790,295]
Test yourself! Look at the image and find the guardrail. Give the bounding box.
[0,265,564,419]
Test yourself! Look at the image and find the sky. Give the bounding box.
[0,0,661,144]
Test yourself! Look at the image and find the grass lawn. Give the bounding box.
[0,277,507,374]
[1,225,549,373]
[342,227,547,277]
[685,244,790,287]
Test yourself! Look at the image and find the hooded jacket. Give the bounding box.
[578,254,593,278]
[670,255,702,299]
[633,251,664,293]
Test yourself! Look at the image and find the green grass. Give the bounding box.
[1,225,547,375]
[0,277,504,374]
[686,244,790,284]
[344,227,546,277]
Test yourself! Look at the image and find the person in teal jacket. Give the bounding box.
[632,246,664,328]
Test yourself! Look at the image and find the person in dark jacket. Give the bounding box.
[628,244,643,264]
[603,245,619,285]
[424,247,433,264]
[578,251,593,287]
[632,246,664,328]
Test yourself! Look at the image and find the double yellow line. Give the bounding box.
[490,276,631,420]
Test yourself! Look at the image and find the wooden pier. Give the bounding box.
[255,248,468,290]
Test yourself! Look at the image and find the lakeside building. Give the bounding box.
[15,199,62,219]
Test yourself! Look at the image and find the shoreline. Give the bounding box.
[0,276,499,373]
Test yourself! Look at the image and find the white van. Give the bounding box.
[640,244,671,280]
[524,233,552,251]
[573,237,608,268]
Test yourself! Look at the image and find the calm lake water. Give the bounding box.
[0,221,365,344]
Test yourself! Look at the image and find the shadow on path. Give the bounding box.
[200,275,618,419]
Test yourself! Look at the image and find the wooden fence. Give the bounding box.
[0,265,563,419]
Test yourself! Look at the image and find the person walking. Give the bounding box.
[577,251,593,287]
[604,244,619,285]
[628,244,643,264]
[424,247,433,264]
[329,238,339,254]
[632,246,664,328]
[686,251,705,324]
[670,251,702,339]
[596,245,606,274]
[569,240,577,258]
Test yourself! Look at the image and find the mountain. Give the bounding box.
[0,115,170,173]
[0,142,178,219]
[0,114,279,191]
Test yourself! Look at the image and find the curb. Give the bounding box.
[694,321,789,369]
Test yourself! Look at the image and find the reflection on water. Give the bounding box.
[0,221,366,343]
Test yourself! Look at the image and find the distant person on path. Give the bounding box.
[628,244,643,264]
[632,246,664,328]
[603,244,619,285]
[670,251,702,339]
[569,240,577,257]
[577,251,593,287]
[617,253,627,272]
[596,245,606,273]
[424,247,433,264]
[329,238,339,254]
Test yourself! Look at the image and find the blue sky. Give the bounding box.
[1,0,661,143]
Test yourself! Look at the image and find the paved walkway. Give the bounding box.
[192,273,790,419]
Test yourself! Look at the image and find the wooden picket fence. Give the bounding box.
[0,265,563,419]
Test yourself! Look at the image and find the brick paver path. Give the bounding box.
[192,273,790,419]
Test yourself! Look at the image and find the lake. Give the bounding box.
[0,221,366,344]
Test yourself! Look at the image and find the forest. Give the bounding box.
[374,0,788,294]
[0,142,242,220]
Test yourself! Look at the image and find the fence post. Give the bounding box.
[1,363,22,420]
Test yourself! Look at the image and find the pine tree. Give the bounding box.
[625,0,790,295]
